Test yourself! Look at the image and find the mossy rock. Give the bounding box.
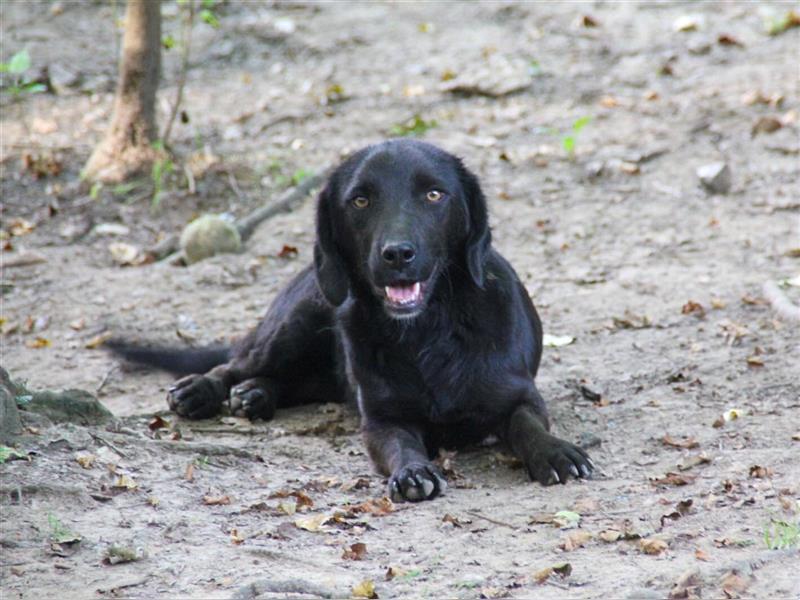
[180,214,242,264]
[21,389,113,426]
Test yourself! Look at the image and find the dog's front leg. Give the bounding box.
[362,420,447,502]
[506,401,594,485]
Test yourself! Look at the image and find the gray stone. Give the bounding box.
[179,214,242,264]
[697,162,732,194]
[23,389,113,426]
[0,369,24,444]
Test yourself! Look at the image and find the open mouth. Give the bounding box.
[383,280,428,316]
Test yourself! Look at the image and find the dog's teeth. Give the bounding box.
[386,283,422,305]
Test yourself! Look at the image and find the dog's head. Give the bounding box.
[314,139,490,319]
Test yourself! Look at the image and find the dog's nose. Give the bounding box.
[381,242,417,268]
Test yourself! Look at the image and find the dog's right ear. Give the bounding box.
[313,184,349,306]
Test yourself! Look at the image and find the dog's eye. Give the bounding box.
[426,190,444,203]
[351,197,370,209]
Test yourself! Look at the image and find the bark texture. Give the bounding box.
[84,0,162,183]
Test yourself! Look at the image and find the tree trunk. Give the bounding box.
[84,0,162,183]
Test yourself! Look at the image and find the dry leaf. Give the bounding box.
[294,513,331,532]
[8,218,36,236]
[69,318,86,331]
[26,337,51,349]
[560,530,592,551]
[85,331,112,349]
[342,542,367,560]
[277,244,298,258]
[202,495,231,506]
[662,435,699,449]
[599,529,622,543]
[752,116,782,136]
[148,416,168,431]
[640,537,668,555]
[385,566,408,581]
[75,454,95,469]
[230,528,244,545]
[717,33,744,47]
[748,465,773,479]
[720,571,749,597]
[113,475,138,490]
[533,562,572,584]
[695,548,711,561]
[352,580,377,599]
[184,463,194,482]
[651,472,696,486]
[746,356,764,367]
[681,300,705,317]
[109,242,144,266]
[678,453,712,471]
[340,477,371,492]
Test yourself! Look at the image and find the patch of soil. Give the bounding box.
[2,2,798,598]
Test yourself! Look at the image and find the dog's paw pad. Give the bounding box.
[525,437,594,486]
[166,374,225,420]
[230,379,277,421]
[388,463,447,502]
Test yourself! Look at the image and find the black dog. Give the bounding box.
[112,139,593,501]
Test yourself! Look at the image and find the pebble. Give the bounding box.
[696,162,731,194]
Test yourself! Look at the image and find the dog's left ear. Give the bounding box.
[458,162,491,288]
[313,183,350,306]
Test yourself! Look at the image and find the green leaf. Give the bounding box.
[572,116,592,133]
[0,446,26,464]
[162,34,176,50]
[200,9,220,28]
[291,168,313,185]
[389,114,437,137]
[562,136,575,154]
[8,50,31,75]
[23,82,46,94]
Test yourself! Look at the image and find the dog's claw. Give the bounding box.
[569,465,580,478]
[388,463,446,502]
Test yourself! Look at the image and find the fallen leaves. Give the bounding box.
[294,513,331,532]
[529,510,581,529]
[26,336,51,349]
[748,465,773,479]
[559,529,592,551]
[651,472,697,487]
[277,244,298,259]
[109,242,149,266]
[85,331,112,349]
[533,562,572,584]
[662,435,699,450]
[342,542,367,560]
[202,495,230,506]
[352,580,377,599]
[681,300,705,318]
[640,537,669,555]
[720,570,750,598]
[765,9,800,36]
[751,116,782,136]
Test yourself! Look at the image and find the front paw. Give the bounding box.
[167,374,226,419]
[230,378,276,421]
[524,436,594,486]
[388,463,447,502]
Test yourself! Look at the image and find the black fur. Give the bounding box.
[111,139,593,501]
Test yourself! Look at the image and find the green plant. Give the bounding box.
[390,114,437,137]
[764,518,800,549]
[0,446,26,464]
[150,141,175,208]
[0,50,47,95]
[47,513,79,543]
[561,116,591,157]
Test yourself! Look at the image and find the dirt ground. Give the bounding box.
[2,1,799,599]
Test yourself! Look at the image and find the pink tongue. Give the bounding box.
[385,282,421,305]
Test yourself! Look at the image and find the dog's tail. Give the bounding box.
[105,339,230,376]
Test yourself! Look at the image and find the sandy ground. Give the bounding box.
[2,2,799,598]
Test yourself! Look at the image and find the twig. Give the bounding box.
[236,167,331,241]
[161,0,194,147]
[227,170,247,202]
[96,365,118,395]
[465,510,518,530]
[89,432,129,459]
[148,439,260,459]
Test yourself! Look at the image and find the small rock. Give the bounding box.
[93,223,130,237]
[21,389,113,426]
[585,160,605,180]
[180,214,242,264]
[696,162,731,194]
[0,369,24,444]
